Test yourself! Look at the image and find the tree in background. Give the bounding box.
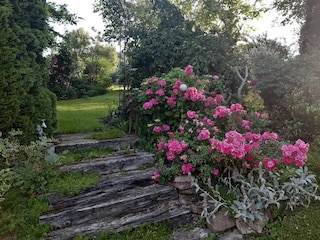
[48,28,118,100]
[95,0,265,89]
[273,0,320,54]
[0,0,57,143]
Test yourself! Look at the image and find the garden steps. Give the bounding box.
[53,133,139,153]
[40,135,192,239]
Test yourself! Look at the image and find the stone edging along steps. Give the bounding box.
[39,135,192,240]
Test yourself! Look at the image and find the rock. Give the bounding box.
[173,175,195,190]
[170,227,209,240]
[178,193,197,205]
[219,228,243,240]
[207,211,236,233]
[235,215,268,234]
[190,203,203,215]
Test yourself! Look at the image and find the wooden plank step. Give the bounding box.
[59,151,155,174]
[40,185,178,229]
[54,135,139,153]
[45,202,192,240]
[46,167,158,210]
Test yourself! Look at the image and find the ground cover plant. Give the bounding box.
[135,65,320,236]
[0,131,100,239]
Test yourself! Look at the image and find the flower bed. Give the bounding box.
[135,65,320,233]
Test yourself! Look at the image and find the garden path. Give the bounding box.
[40,134,192,239]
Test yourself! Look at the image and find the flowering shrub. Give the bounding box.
[136,65,319,225]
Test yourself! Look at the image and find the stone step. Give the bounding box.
[46,167,158,210]
[40,184,178,229]
[53,135,139,153]
[45,202,192,240]
[40,135,193,239]
[59,151,155,174]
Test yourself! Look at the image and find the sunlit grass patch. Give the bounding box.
[56,91,120,134]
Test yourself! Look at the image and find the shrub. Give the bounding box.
[0,130,59,196]
[135,65,320,228]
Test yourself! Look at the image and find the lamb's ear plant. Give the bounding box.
[191,163,320,224]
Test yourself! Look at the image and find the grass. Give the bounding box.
[59,148,114,165]
[56,90,121,134]
[89,128,126,140]
[73,222,172,240]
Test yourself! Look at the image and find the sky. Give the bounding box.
[51,0,300,53]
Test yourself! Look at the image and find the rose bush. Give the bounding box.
[135,65,319,226]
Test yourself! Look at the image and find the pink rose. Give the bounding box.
[212,169,219,175]
[153,126,161,133]
[184,65,193,75]
[143,101,153,110]
[152,171,160,181]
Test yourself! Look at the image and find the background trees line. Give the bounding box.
[47,28,118,100]
[0,0,319,143]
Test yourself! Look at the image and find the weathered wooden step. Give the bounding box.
[46,167,158,210]
[59,151,155,174]
[54,135,139,153]
[40,184,178,229]
[45,202,192,240]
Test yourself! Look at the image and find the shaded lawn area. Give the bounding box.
[56,91,120,134]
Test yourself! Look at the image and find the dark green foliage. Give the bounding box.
[0,0,57,143]
[48,29,116,100]
[73,222,172,240]
[128,1,233,88]
[0,0,20,135]
[247,38,320,142]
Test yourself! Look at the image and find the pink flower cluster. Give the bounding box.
[143,98,159,109]
[215,130,248,160]
[140,65,310,179]
[181,163,195,174]
[185,65,193,75]
[281,139,309,166]
[213,106,232,118]
[263,158,279,170]
[153,124,171,133]
[184,87,206,102]
[162,139,189,161]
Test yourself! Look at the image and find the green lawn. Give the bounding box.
[56,91,120,134]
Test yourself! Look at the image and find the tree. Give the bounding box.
[48,28,118,99]
[170,0,266,42]
[273,0,320,53]
[0,0,57,143]
[84,41,118,84]
[0,0,20,135]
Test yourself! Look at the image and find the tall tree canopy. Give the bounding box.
[273,0,320,53]
[0,0,57,142]
[171,0,265,39]
[94,0,265,86]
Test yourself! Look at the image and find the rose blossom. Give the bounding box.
[152,171,160,181]
[263,158,279,170]
[157,79,166,87]
[212,169,219,175]
[198,128,210,140]
[181,163,195,174]
[162,124,170,132]
[143,101,153,110]
[153,126,161,133]
[184,65,193,75]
